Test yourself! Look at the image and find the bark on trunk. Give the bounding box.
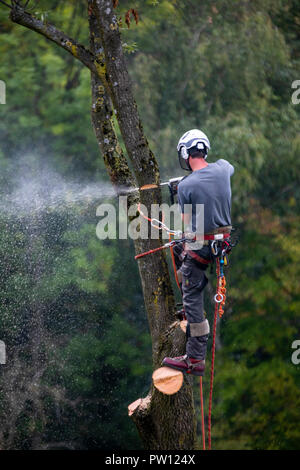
[7,0,197,450]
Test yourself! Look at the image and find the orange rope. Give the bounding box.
[137,202,163,229]
[216,273,226,319]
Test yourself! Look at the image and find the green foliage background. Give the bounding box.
[0,0,299,449]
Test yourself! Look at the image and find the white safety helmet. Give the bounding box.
[177,129,211,170]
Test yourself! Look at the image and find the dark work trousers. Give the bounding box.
[176,245,210,360]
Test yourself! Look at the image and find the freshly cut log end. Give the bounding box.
[152,366,183,395]
[128,395,151,417]
[180,320,187,333]
[128,398,142,416]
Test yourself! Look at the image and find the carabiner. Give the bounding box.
[211,240,219,256]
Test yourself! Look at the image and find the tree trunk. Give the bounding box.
[7,0,197,450]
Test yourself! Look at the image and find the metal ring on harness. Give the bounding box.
[214,293,224,303]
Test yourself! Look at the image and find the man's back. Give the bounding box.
[178,159,234,234]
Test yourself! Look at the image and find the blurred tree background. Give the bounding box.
[0,0,299,449]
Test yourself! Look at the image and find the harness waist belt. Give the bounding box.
[203,233,231,241]
[205,225,232,235]
[186,250,212,265]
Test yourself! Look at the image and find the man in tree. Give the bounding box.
[163,129,234,376]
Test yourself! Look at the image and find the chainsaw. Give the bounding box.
[160,176,184,204]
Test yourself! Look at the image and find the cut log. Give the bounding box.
[152,366,183,395]
[128,398,142,416]
[128,395,151,417]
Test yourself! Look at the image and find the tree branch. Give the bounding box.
[8,3,107,83]
[0,0,12,9]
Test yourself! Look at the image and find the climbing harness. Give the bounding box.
[134,201,236,450]
[135,203,231,261]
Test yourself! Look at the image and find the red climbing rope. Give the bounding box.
[200,376,206,450]
[135,243,171,259]
[208,258,227,449]
[208,280,219,448]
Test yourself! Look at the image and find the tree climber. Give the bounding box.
[163,129,234,376]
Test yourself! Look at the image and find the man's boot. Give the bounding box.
[162,355,205,376]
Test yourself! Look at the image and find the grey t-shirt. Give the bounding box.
[177,159,234,234]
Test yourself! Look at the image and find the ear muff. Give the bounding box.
[178,141,208,171]
[178,146,191,171]
[179,146,189,160]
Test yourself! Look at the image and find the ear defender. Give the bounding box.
[179,146,189,160]
[178,146,192,171]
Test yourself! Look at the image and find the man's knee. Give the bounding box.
[187,319,210,338]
